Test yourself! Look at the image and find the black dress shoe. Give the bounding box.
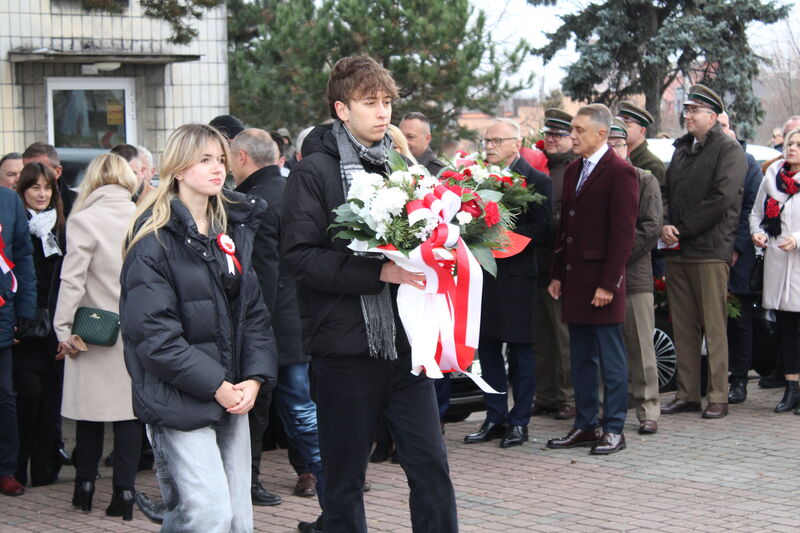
[135,492,165,524]
[775,381,800,412]
[297,514,323,533]
[106,487,135,521]
[464,420,507,443]
[547,428,600,449]
[590,432,626,455]
[252,480,282,506]
[499,425,528,448]
[728,381,747,404]
[56,446,72,466]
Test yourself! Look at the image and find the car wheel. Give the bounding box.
[654,317,677,393]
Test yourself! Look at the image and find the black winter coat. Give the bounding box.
[480,156,552,343]
[120,193,277,431]
[12,224,64,374]
[281,124,412,359]
[235,165,307,367]
[729,151,762,294]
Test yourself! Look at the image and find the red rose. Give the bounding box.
[766,198,781,218]
[460,199,482,218]
[441,170,465,181]
[484,201,500,227]
[463,168,472,177]
[535,139,545,150]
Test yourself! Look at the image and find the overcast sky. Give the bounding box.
[469,0,800,96]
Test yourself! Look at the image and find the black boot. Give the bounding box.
[775,381,800,413]
[728,380,747,404]
[72,478,94,512]
[106,486,135,521]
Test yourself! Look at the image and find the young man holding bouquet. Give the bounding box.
[281,55,458,533]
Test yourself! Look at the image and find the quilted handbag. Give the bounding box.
[71,307,120,347]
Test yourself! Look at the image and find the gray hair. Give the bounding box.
[576,104,612,138]
[784,128,800,157]
[784,116,800,135]
[295,126,314,155]
[137,145,154,168]
[487,118,521,139]
[231,128,279,167]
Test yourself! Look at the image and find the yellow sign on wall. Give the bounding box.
[106,98,124,126]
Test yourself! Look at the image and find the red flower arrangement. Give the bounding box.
[766,198,781,219]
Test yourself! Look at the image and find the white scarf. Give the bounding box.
[27,208,62,257]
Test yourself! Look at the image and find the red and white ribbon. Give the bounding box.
[216,233,242,274]
[0,224,18,307]
[351,185,500,394]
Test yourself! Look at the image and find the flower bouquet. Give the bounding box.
[331,152,532,392]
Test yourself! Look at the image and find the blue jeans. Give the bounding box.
[0,345,18,476]
[274,362,324,506]
[147,413,252,533]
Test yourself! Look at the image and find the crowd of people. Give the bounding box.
[0,54,797,533]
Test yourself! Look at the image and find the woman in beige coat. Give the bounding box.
[53,153,140,520]
[750,127,800,415]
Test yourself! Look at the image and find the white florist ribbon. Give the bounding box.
[350,185,501,394]
[0,224,18,307]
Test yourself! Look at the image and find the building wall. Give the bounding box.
[0,0,229,160]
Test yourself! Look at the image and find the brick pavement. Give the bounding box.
[2,380,799,532]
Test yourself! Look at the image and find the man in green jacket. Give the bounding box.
[660,84,746,420]
[617,102,665,185]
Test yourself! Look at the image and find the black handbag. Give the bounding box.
[71,307,120,347]
[16,309,52,340]
[749,253,764,293]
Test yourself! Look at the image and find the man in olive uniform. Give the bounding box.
[660,84,745,420]
[617,102,665,184]
[532,109,577,420]
[608,120,662,434]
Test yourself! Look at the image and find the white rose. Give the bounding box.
[388,170,414,186]
[456,211,474,225]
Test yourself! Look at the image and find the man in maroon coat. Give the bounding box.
[546,104,639,455]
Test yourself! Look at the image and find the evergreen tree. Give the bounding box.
[228,0,531,146]
[527,0,790,139]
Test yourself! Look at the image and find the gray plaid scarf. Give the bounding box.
[332,119,398,360]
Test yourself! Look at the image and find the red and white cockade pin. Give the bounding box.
[216,233,242,274]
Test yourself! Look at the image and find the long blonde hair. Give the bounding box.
[124,124,231,256]
[73,153,138,213]
[387,124,418,164]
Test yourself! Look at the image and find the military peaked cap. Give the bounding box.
[683,84,724,114]
[609,118,628,139]
[617,102,654,127]
[543,108,573,133]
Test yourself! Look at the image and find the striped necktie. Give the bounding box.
[576,158,591,192]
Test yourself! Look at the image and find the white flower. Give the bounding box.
[468,165,490,184]
[417,174,438,189]
[456,211,474,225]
[347,171,384,201]
[369,187,408,222]
[413,186,435,200]
[408,164,430,177]
[388,170,414,186]
[413,218,439,241]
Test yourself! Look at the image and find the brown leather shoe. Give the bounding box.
[660,398,701,415]
[546,428,600,449]
[590,432,626,455]
[554,405,576,420]
[702,402,728,419]
[531,403,558,416]
[638,420,658,434]
[293,473,316,498]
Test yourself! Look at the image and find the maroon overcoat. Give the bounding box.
[551,148,639,324]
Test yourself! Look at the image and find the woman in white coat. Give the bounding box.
[750,127,800,415]
[53,153,141,519]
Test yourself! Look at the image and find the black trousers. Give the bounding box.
[248,387,271,479]
[314,355,457,533]
[728,294,755,382]
[13,370,60,486]
[775,311,800,375]
[75,419,141,488]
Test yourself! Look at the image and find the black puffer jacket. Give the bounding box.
[281,124,412,359]
[120,192,277,431]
